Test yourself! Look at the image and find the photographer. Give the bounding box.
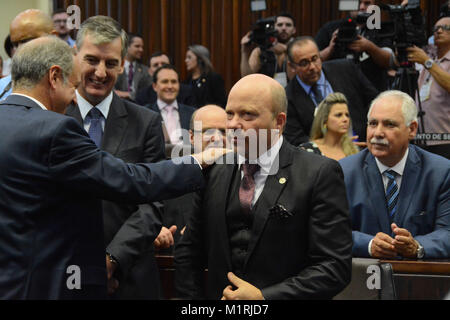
[316,0,394,91]
[240,12,296,87]
[408,16,450,159]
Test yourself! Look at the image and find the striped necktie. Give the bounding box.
[384,170,399,218]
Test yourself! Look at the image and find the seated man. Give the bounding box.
[340,90,450,259]
[175,74,352,300]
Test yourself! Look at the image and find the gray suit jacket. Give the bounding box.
[115,61,151,102]
[66,93,167,299]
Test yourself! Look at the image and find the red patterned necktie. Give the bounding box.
[239,162,260,213]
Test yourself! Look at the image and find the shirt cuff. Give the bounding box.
[190,155,203,170]
[368,239,374,257]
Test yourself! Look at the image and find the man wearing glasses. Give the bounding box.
[283,36,378,146]
[52,8,76,48]
[0,9,57,100]
[407,16,450,159]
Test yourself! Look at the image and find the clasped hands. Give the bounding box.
[370,223,419,259]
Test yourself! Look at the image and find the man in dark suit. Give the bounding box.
[0,35,211,299]
[284,36,378,146]
[146,64,196,149]
[339,90,450,259]
[65,16,168,299]
[114,34,151,102]
[135,52,196,107]
[175,74,352,300]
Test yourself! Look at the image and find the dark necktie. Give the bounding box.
[87,107,103,147]
[128,63,134,92]
[239,162,260,213]
[384,170,399,218]
[311,83,324,105]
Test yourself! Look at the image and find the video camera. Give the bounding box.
[249,16,278,50]
[378,3,427,66]
[333,12,370,61]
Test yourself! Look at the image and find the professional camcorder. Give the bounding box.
[249,16,278,50]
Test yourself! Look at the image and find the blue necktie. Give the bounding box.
[87,107,103,147]
[311,83,324,105]
[384,170,399,218]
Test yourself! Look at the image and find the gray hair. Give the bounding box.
[368,90,418,125]
[188,44,214,74]
[76,15,128,59]
[12,36,73,90]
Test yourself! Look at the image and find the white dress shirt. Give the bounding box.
[11,93,47,110]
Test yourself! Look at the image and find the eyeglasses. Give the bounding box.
[193,128,226,138]
[11,37,37,48]
[53,19,67,25]
[433,24,450,33]
[290,54,321,68]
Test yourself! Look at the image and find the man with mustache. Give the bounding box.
[339,90,450,259]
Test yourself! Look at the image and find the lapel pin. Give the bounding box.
[279,177,286,184]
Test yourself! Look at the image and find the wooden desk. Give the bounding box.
[380,259,450,300]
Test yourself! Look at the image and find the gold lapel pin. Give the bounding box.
[279,177,287,185]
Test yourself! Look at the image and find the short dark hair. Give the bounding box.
[287,36,316,62]
[52,8,67,17]
[127,33,143,47]
[150,51,171,64]
[276,12,295,26]
[153,64,179,83]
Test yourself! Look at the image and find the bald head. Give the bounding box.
[190,104,227,152]
[230,74,287,115]
[10,9,55,43]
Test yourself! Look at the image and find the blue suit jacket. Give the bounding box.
[0,94,204,299]
[339,145,450,258]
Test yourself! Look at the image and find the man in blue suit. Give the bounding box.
[340,90,450,259]
[0,36,222,299]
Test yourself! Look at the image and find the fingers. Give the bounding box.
[222,285,235,300]
[180,226,186,235]
[169,225,177,235]
[227,272,244,287]
[371,232,397,258]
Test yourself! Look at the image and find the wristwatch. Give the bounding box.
[424,59,434,70]
[416,241,425,259]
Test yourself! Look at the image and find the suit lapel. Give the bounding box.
[65,103,83,125]
[102,94,128,155]
[178,105,190,130]
[363,152,391,234]
[244,141,292,269]
[394,146,421,226]
[293,79,316,123]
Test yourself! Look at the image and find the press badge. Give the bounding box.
[274,72,287,88]
[419,79,432,102]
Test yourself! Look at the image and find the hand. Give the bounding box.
[241,31,252,48]
[391,223,418,258]
[348,35,372,53]
[401,0,408,6]
[406,46,429,66]
[221,272,264,300]
[370,232,398,258]
[107,277,119,295]
[329,29,339,49]
[180,226,186,236]
[351,135,367,148]
[154,225,177,249]
[192,147,233,169]
[114,90,131,99]
[106,254,119,295]
[271,42,287,55]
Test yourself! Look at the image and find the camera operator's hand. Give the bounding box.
[406,46,429,65]
[348,35,372,53]
[241,31,252,51]
[272,41,287,55]
[320,29,339,61]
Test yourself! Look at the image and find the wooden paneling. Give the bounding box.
[52,0,447,93]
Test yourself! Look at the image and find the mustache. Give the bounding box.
[370,138,389,146]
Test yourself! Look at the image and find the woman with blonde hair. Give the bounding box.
[299,92,359,161]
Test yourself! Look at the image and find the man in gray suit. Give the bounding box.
[114,34,151,102]
[66,16,167,299]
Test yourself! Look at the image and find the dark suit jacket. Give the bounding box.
[115,61,151,101]
[66,93,166,299]
[184,71,227,108]
[0,94,204,299]
[339,145,450,258]
[175,140,352,299]
[135,83,196,108]
[284,59,378,146]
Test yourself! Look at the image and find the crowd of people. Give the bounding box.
[0,0,449,300]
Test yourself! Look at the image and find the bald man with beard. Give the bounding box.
[0,9,57,100]
[175,74,352,300]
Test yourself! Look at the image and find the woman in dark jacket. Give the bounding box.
[184,44,227,108]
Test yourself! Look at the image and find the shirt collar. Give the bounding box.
[238,136,284,175]
[157,98,178,111]
[10,93,47,110]
[76,90,112,120]
[375,147,409,177]
[296,71,325,95]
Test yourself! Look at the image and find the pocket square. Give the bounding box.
[269,204,294,219]
[419,211,426,216]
